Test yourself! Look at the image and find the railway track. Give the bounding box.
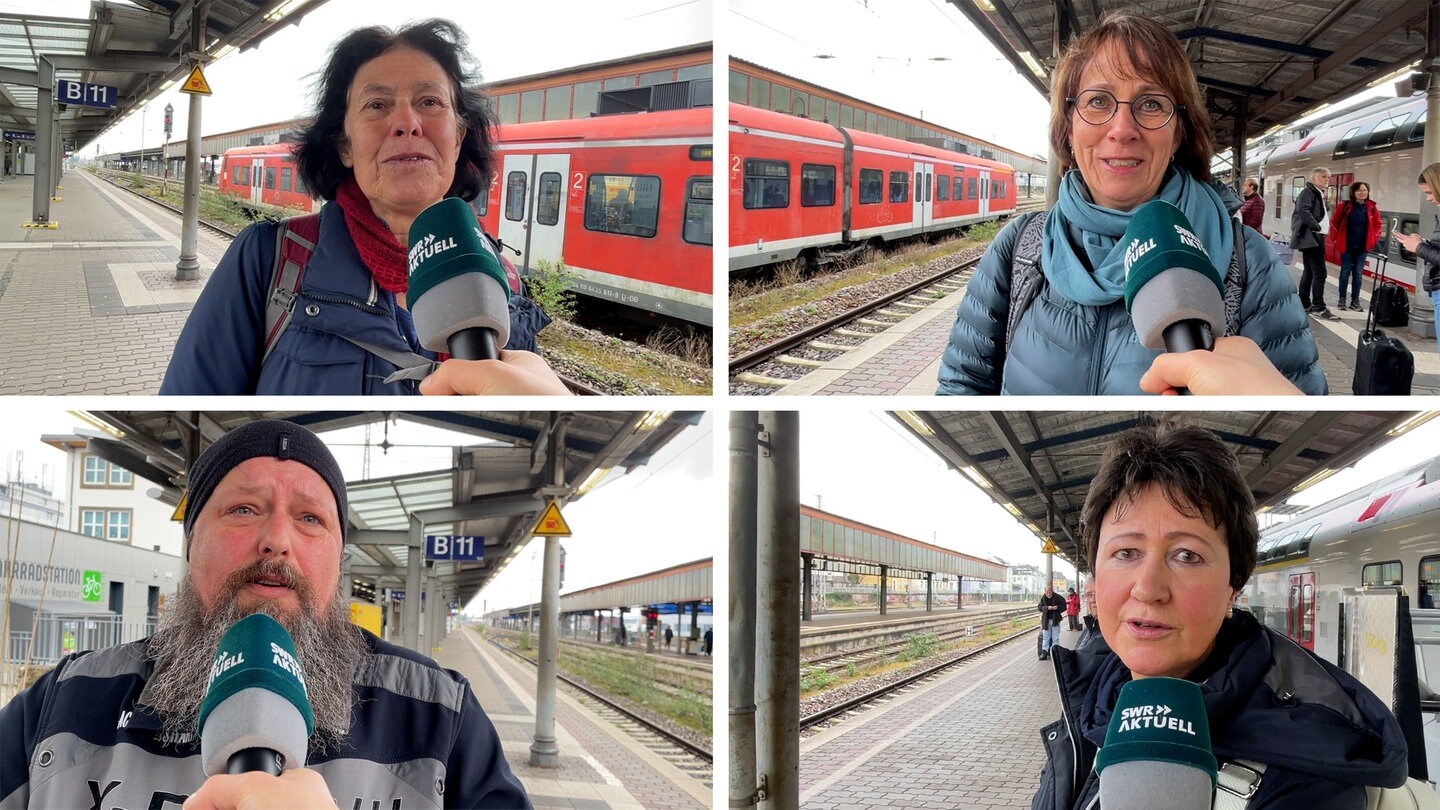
[729,255,981,388]
[803,609,1035,675]
[485,636,713,777]
[799,624,1036,732]
[85,169,605,395]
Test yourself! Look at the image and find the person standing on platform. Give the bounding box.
[664,625,674,650]
[1292,167,1341,321]
[1076,580,1101,650]
[1394,163,1440,356]
[1328,181,1382,311]
[703,627,713,656]
[1037,585,1067,660]
[1240,177,1265,235]
[1030,424,1409,810]
[1065,587,1081,630]
[935,13,1324,395]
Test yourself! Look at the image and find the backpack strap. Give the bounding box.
[1004,210,1048,352]
[1221,219,1248,337]
[262,213,321,367]
[1214,758,1266,810]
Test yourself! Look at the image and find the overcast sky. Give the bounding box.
[798,410,1440,584]
[0,407,715,616]
[0,0,712,154]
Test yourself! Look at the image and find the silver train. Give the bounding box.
[1238,454,1440,784]
[1247,93,1428,291]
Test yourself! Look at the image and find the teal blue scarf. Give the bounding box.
[1043,167,1235,306]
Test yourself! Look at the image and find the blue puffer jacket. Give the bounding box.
[160,203,548,395]
[936,214,1328,395]
[1033,611,1410,810]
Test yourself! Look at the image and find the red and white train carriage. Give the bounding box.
[728,103,1017,273]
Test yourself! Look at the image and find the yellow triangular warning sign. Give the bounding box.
[180,63,212,96]
[1041,537,1060,555]
[533,499,572,537]
[171,489,188,522]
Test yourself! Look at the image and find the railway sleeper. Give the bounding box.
[735,371,790,387]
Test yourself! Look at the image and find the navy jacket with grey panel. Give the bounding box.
[0,629,531,809]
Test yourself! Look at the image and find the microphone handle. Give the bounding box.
[1161,320,1215,397]
[448,327,499,361]
[227,747,284,775]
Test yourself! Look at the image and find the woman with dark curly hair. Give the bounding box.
[161,19,567,395]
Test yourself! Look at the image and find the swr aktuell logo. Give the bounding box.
[1116,703,1195,735]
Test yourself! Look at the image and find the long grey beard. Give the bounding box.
[145,566,369,753]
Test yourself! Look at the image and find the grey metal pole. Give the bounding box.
[176,4,207,279]
[756,411,799,810]
[405,514,423,652]
[531,415,569,767]
[31,56,54,225]
[926,572,933,612]
[801,552,813,621]
[879,564,888,616]
[426,573,442,655]
[730,412,760,810]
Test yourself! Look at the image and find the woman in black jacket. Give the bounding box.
[1032,424,1409,810]
[1395,162,1440,356]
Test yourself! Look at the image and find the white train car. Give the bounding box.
[1240,455,1440,786]
[1249,94,1428,292]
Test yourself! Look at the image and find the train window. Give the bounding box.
[1332,126,1361,159]
[294,174,307,197]
[953,177,964,200]
[1365,112,1414,150]
[889,171,907,203]
[743,159,789,209]
[252,167,261,188]
[1290,176,1305,202]
[264,167,276,190]
[583,174,660,238]
[1409,118,1426,143]
[968,177,978,200]
[937,175,950,202]
[858,169,883,204]
[235,166,249,186]
[683,177,712,246]
[474,184,489,217]
[915,172,923,202]
[505,172,527,222]
[536,172,563,226]
[1420,556,1439,609]
[280,167,293,193]
[1362,561,1402,587]
[800,164,836,207]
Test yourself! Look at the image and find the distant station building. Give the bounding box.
[40,435,182,558]
[730,56,1047,193]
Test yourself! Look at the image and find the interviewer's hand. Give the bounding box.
[1140,336,1304,396]
[182,768,334,810]
[420,350,573,396]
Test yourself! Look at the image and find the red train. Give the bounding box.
[217,107,713,328]
[728,103,1017,273]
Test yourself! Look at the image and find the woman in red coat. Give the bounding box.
[1328,181,1383,311]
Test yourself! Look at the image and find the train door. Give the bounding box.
[250,158,265,207]
[1286,572,1316,652]
[978,168,992,218]
[497,153,570,272]
[912,161,933,232]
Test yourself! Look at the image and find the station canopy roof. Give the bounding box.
[0,1,334,151]
[947,0,1430,141]
[71,410,700,612]
[890,410,1436,571]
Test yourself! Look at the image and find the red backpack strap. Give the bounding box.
[261,213,321,367]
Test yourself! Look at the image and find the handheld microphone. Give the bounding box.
[1095,677,1217,810]
[1120,200,1226,355]
[406,197,512,361]
[197,613,314,777]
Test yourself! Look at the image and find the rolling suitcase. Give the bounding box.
[1353,256,1414,395]
[1368,253,1410,327]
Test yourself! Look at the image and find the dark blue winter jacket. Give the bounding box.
[0,629,531,809]
[1032,611,1409,810]
[159,203,548,395]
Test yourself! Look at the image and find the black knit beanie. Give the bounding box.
[183,419,348,559]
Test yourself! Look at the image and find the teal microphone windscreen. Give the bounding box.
[405,197,511,353]
[1096,677,1217,810]
[197,613,313,776]
[1120,200,1226,351]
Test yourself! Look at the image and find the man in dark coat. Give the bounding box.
[1037,585,1067,660]
[1240,177,1265,233]
[1291,167,1340,321]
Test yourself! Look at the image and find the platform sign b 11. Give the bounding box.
[426,535,484,561]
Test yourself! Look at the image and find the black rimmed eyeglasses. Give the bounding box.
[1066,89,1183,130]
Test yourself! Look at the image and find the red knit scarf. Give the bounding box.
[335,177,409,293]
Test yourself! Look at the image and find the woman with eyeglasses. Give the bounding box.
[937,13,1326,395]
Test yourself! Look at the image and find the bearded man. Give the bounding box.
[0,419,529,809]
